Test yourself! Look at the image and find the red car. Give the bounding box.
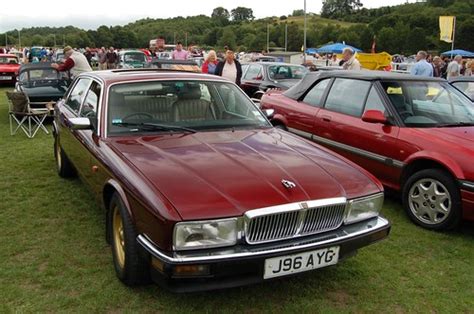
[261,70,474,230]
[53,69,389,291]
[0,54,21,85]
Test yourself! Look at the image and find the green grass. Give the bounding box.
[275,15,361,28]
[0,86,473,312]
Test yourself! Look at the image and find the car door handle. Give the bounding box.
[322,115,332,122]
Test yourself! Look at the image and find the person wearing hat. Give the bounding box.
[51,46,92,77]
[215,48,242,86]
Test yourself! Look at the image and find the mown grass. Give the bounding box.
[0,86,473,312]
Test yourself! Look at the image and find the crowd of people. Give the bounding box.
[406,50,473,78]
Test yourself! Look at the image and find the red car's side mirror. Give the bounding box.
[362,110,388,124]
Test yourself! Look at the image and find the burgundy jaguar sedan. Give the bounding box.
[53,69,389,292]
[260,70,474,231]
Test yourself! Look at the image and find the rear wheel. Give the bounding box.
[402,169,462,230]
[108,193,150,286]
[54,136,75,178]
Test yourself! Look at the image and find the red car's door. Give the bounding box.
[285,78,331,135]
[313,78,403,187]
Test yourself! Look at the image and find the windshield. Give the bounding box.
[381,81,474,127]
[451,81,474,102]
[0,57,19,64]
[268,65,307,80]
[124,53,146,63]
[20,69,61,82]
[107,80,271,135]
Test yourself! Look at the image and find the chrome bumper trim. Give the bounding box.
[137,216,389,264]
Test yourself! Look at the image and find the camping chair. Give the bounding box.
[7,91,50,138]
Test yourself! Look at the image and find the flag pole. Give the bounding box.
[451,16,456,59]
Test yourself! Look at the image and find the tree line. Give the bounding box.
[1,1,473,55]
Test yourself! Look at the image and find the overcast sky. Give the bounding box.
[0,0,413,33]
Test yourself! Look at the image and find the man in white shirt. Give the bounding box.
[215,49,243,86]
[447,55,462,79]
[341,48,361,70]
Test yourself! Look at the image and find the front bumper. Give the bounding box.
[137,216,390,292]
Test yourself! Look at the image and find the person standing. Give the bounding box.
[97,47,107,70]
[105,47,118,69]
[84,47,93,66]
[172,42,189,60]
[215,48,242,86]
[410,51,433,77]
[432,56,443,78]
[464,61,474,76]
[51,46,92,78]
[341,48,361,70]
[201,50,219,75]
[447,55,462,79]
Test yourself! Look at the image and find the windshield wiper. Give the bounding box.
[113,122,197,133]
[436,122,474,128]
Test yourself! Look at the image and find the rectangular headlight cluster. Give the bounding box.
[173,218,238,251]
[345,193,384,224]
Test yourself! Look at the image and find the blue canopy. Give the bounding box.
[441,49,474,57]
[306,43,362,54]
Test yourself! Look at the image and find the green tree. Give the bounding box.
[218,28,237,49]
[211,7,230,26]
[321,0,363,19]
[231,7,255,22]
[292,9,305,16]
[456,19,474,51]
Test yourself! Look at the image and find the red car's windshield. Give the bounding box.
[0,57,19,64]
[381,81,474,127]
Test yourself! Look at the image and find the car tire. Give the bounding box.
[54,136,75,178]
[402,169,462,230]
[108,193,150,286]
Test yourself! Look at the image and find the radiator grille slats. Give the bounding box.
[246,203,346,244]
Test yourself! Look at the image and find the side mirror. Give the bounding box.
[263,109,274,119]
[362,110,388,124]
[68,117,93,130]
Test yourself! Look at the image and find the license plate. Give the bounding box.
[264,246,339,279]
[0,76,12,80]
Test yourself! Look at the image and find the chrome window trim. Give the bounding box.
[288,127,405,169]
[64,77,93,115]
[103,78,266,138]
[77,75,104,136]
[137,216,390,264]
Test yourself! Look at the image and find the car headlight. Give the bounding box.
[345,193,384,224]
[173,218,238,250]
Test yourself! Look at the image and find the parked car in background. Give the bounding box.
[29,46,44,62]
[52,69,390,292]
[52,49,65,64]
[10,51,25,64]
[117,50,148,69]
[450,76,474,102]
[16,62,71,106]
[0,54,21,85]
[240,62,308,99]
[261,70,474,230]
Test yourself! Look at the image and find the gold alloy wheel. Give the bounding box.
[112,205,126,269]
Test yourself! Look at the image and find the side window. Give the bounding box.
[325,79,371,117]
[302,79,330,107]
[65,78,92,113]
[244,65,262,80]
[79,81,101,119]
[364,86,386,115]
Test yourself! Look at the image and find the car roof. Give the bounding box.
[19,62,56,71]
[80,69,230,84]
[284,70,446,100]
[0,54,17,58]
[119,50,145,54]
[242,62,304,67]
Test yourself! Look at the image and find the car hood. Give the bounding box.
[0,64,20,72]
[108,129,381,220]
[415,127,474,147]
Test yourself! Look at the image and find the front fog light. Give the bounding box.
[345,193,384,224]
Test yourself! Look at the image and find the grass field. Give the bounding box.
[0,86,473,312]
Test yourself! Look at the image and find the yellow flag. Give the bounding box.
[439,16,455,43]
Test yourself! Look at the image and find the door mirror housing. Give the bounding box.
[68,117,93,130]
[362,110,388,124]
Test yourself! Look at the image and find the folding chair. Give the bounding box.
[7,91,50,138]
